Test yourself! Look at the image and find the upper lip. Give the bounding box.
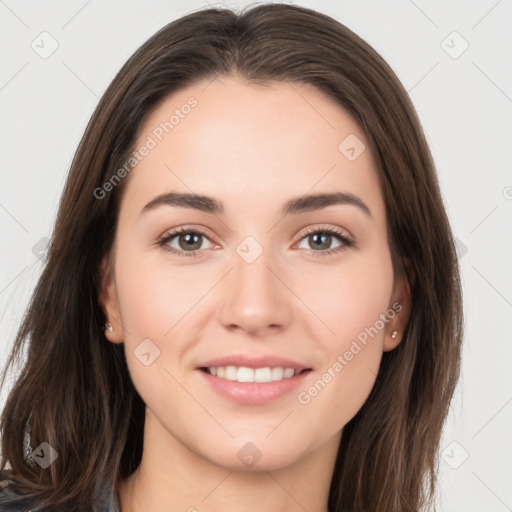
[197,354,311,371]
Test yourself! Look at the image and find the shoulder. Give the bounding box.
[0,472,121,512]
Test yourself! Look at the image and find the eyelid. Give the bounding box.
[157,224,218,246]
[296,223,353,242]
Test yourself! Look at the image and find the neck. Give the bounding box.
[117,410,341,512]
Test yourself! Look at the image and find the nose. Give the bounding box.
[217,247,293,336]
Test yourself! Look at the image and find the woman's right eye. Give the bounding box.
[157,227,214,258]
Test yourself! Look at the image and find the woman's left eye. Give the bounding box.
[295,226,354,257]
[157,225,354,258]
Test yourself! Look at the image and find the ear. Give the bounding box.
[383,258,414,352]
[98,254,124,344]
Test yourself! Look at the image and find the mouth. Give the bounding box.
[197,365,313,405]
[199,366,312,383]
[195,354,313,404]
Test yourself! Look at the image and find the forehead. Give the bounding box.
[120,75,384,224]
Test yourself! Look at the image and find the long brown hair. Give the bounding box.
[0,3,463,511]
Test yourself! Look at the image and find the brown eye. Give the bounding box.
[296,226,354,257]
[157,227,214,258]
[175,232,204,251]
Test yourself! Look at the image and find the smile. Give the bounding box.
[202,366,307,383]
[198,367,312,405]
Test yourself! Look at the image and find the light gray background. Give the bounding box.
[1,1,511,511]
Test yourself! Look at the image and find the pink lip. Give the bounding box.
[197,368,312,405]
[197,354,311,371]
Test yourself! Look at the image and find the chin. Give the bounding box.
[202,438,308,473]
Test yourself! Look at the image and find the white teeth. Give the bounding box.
[283,368,295,378]
[237,367,255,382]
[225,365,238,381]
[271,367,284,380]
[205,365,302,383]
[254,367,272,382]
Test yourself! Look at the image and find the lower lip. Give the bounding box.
[197,369,312,405]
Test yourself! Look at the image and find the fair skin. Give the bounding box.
[100,74,411,512]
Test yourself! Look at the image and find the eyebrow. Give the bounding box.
[140,191,372,218]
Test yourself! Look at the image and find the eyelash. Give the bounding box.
[156,225,355,259]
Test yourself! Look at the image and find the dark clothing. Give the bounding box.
[0,478,121,512]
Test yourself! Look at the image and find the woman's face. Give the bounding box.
[100,74,410,471]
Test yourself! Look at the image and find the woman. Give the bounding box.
[0,3,463,511]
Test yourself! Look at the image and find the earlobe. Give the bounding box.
[98,255,124,343]
[383,258,413,352]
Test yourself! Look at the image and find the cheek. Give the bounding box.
[298,255,393,432]
[299,250,394,344]
[293,263,393,434]
[296,348,382,440]
[114,240,204,339]
[113,249,197,418]
[293,250,393,418]
[112,242,200,397]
